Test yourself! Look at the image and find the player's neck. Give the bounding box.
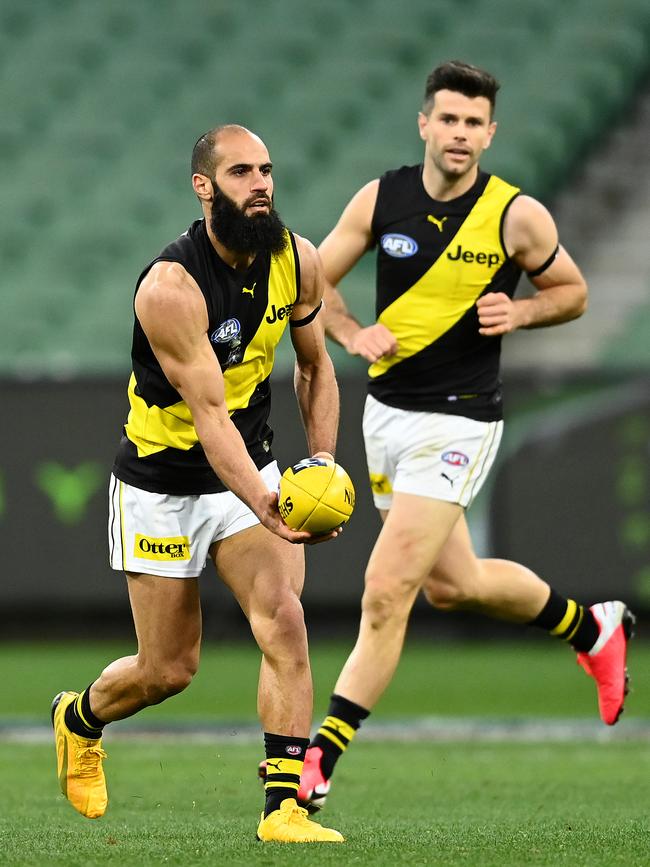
[422,163,479,202]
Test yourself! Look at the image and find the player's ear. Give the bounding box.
[417,111,429,141]
[483,121,497,150]
[192,173,213,201]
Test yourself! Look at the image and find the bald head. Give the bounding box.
[191,125,265,178]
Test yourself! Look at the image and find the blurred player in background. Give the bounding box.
[52,125,344,843]
[261,60,635,811]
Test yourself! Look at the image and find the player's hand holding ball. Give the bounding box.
[279,456,355,536]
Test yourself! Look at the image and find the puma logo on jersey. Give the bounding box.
[242,283,256,297]
[427,215,448,232]
[447,244,501,268]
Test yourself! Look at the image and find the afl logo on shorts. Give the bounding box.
[442,451,469,467]
[211,318,241,343]
[380,233,418,258]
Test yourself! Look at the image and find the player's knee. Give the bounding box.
[142,658,197,704]
[423,580,475,610]
[254,592,308,656]
[362,569,418,630]
[273,600,307,645]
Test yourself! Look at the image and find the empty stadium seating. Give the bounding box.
[3,0,650,374]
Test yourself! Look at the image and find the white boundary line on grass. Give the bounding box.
[3,716,650,743]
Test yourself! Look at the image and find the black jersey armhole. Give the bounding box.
[498,192,521,262]
[289,231,301,305]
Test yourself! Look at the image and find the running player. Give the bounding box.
[261,61,635,811]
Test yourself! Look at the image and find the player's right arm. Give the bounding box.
[319,180,398,363]
[135,261,310,544]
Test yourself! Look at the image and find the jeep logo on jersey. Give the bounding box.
[211,318,241,343]
[442,451,469,467]
[266,303,294,324]
[380,233,419,258]
[447,245,501,268]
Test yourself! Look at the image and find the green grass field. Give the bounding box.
[1,742,648,866]
[2,638,649,721]
[1,640,649,865]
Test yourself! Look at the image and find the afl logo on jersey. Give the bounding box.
[380,233,419,258]
[211,318,241,344]
[442,451,469,467]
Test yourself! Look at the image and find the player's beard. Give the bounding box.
[209,181,288,255]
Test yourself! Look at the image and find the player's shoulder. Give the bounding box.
[380,163,422,184]
[376,164,421,203]
[136,221,204,291]
[291,231,318,266]
[156,220,205,260]
[501,193,559,258]
[137,261,203,325]
[291,233,321,298]
[144,259,193,289]
[504,194,555,231]
[376,163,424,207]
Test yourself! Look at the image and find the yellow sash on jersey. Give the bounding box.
[369,176,518,379]
[222,235,297,412]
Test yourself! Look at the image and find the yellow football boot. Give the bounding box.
[51,691,108,818]
[257,798,344,843]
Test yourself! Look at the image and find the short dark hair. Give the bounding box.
[191,124,250,177]
[423,61,500,115]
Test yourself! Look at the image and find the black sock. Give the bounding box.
[263,732,309,817]
[310,693,370,779]
[64,684,105,739]
[530,589,599,652]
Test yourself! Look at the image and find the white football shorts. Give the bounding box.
[108,461,281,578]
[363,394,503,510]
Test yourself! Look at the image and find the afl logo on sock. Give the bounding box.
[285,745,302,756]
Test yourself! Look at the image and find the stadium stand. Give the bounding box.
[3,0,650,374]
[503,87,650,370]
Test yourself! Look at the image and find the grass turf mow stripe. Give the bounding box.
[3,716,650,743]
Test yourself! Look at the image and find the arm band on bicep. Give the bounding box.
[526,244,559,278]
[289,300,323,328]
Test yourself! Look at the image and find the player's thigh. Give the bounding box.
[109,476,224,668]
[210,523,305,621]
[424,514,481,594]
[126,572,202,669]
[367,492,463,593]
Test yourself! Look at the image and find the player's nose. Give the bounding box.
[251,169,270,191]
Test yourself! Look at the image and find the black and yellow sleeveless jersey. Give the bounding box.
[367,166,521,421]
[112,219,300,494]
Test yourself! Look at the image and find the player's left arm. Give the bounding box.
[289,234,340,461]
[477,195,588,336]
